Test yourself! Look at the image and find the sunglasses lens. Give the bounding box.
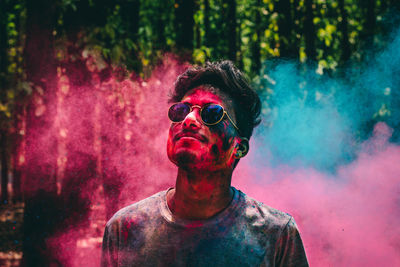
[201,104,224,124]
[168,103,191,122]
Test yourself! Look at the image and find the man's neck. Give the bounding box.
[167,168,234,220]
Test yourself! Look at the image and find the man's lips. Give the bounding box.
[174,132,208,142]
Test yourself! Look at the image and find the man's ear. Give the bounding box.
[235,137,249,159]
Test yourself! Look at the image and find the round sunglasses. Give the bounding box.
[168,102,240,132]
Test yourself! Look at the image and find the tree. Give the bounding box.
[174,0,195,58]
[22,0,59,265]
[100,82,126,220]
[0,0,8,86]
[0,0,10,204]
[57,2,115,263]
[251,0,262,74]
[304,0,317,61]
[226,0,238,62]
[276,0,296,58]
[364,0,376,38]
[204,0,211,47]
[339,0,351,63]
[118,0,141,72]
[0,132,8,203]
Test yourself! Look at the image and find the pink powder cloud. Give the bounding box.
[234,122,400,266]
[37,56,399,266]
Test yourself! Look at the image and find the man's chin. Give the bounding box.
[172,151,197,168]
[170,149,212,171]
[171,152,220,174]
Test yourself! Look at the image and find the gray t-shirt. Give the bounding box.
[101,187,309,267]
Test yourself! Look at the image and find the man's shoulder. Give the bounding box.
[106,190,166,227]
[238,190,293,230]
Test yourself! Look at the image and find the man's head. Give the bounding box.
[167,61,261,172]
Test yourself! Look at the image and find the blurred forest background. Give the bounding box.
[1,0,400,266]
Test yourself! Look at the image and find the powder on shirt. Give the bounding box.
[101,187,308,267]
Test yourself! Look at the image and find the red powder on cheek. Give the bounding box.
[211,144,219,156]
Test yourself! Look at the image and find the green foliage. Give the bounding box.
[0,0,398,139]
[0,0,25,128]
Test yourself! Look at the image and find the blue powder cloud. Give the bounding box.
[253,27,400,172]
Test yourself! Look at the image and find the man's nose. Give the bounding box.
[182,110,202,129]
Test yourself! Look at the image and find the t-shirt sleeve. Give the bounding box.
[101,221,119,267]
[274,217,309,267]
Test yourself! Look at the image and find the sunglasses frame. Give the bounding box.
[168,102,240,133]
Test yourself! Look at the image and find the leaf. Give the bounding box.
[0,104,7,112]
[111,45,124,63]
[192,49,206,64]
[325,39,331,47]
[142,58,149,66]
[7,90,15,100]
[326,24,336,34]
[313,17,321,24]
[7,22,16,28]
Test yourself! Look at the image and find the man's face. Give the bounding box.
[167,86,240,172]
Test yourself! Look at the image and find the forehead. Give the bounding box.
[181,86,233,108]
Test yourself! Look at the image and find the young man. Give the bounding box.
[101,61,309,266]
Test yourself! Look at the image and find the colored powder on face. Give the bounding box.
[211,144,219,156]
[209,121,236,151]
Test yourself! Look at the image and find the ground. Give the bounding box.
[0,202,23,267]
[0,188,106,267]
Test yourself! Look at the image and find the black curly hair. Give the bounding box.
[169,60,261,139]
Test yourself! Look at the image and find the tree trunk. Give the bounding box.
[204,0,210,47]
[0,131,8,203]
[226,0,237,62]
[120,0,141,72]
[100,87,125,220]
[380,0,387,13]
[0,0,8,83]
[364,0,376,37]
[304,0,316,61]
[292,0,301,59]
[276,0,296,58]
[12,105,24,203]
[0,0,9,204]
[11,1,25,204]
[174,0,195,58]
[237,22,244,70]
[338,0,351,63]
[195,0,201,49]
[23,0,58,195]
[22,0,59,265]
[155,1,166,50]
[251,0,262,74]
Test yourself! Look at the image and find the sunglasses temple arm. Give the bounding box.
[224,112,241,133]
